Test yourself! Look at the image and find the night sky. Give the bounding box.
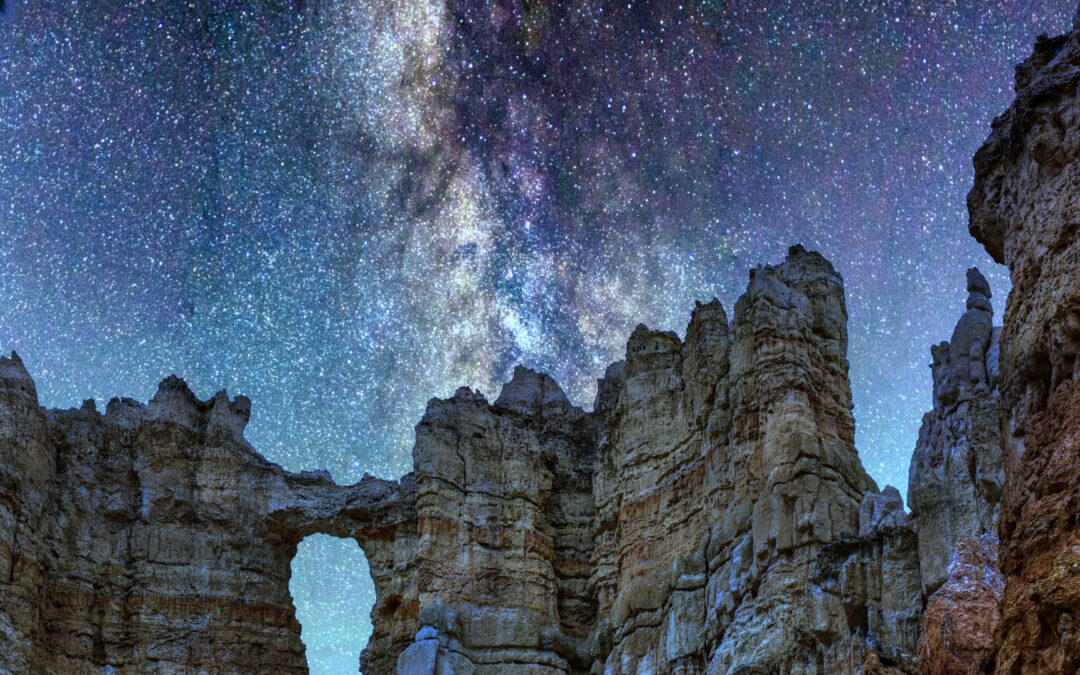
[1,1,1073,671]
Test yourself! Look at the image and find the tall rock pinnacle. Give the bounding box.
[908,268,1002,597]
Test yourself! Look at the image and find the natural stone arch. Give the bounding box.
[265,470,419,675]
[0,360,419,675]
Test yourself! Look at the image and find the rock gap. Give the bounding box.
[289,534,375,675]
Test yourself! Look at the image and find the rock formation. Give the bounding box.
[11,13,1080,664]
[0,357,419,675]
[968,14,1080,674]
[903,268,1006,674]
[907,267,1002,597]
[7,9,1080,674]
[406,369,598,673]
[916,535,1004,675]
[586,246,919,674]
[0,246,934,674]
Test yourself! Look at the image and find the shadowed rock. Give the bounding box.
[908,268,1002,597]
[968,12,1080,673]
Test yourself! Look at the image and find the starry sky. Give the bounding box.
[1,0,1074,672]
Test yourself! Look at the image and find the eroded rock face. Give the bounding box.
[810,490,922,675]
[1,246,935,674]
[0,354,418,675]
[916,535,1004,675]
[407,368,598,673]
[587,246,916,675]
[968,15,1080,674]
[907,268,1003,596]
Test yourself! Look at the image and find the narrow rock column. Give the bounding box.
[908,268,1002,596]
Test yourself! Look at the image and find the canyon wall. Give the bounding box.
[968,15,1080,674]
[0,357,419,675]
[6,16,1080,673]
[907,269,1004,675]
[585,246,919,674]
[1,247,934,675]
[907,268,1001,598]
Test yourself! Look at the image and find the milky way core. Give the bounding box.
[1,1,1073,671]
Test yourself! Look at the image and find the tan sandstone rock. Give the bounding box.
[12,243,1033,674]
[0,356,419,675]
[587,246,915,675]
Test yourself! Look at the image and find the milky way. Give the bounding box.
[1,1,1074,671]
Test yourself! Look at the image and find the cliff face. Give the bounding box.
[587,246,919,674]
[916,535,1004,675]
[0,247,934,675]
[406,370,598,673]
[908,268,1002,597]
[0,356,419,675]
[905,269,1004,674]
[968,17,1080,674]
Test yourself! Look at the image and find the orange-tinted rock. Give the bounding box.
[917,535,1003,675]
[968,15,1080,674]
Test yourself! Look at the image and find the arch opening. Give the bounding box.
[289,534,376,674]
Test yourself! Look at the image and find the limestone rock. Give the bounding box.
[968,15,1080,673]
[0,247,928,674]
[810,515,922,674]
[859,487,911,536]
[0,355,419,675]
[916,535,1003,675]
[907,269,1003,596]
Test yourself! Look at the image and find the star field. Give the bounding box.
[1,1,1074,672]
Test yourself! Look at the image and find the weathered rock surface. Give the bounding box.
[9,9,1080,672]
[587,245,920,675]
[406,368,598,673]
[916,535,1004,675]
[1,246,937,675]
[0,355,419,675]
[968,14,1080,674]
[810,487,922,675]
[908,268,1003,596]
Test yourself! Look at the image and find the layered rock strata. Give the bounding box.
[0,356,419,675]
[968,14,1080,674]
[904,269,1006,674]
[1,246,938,674]
[406,369,599,673]
[586,246,919,674]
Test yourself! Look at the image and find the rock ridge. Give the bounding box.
[1,245,943,675]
